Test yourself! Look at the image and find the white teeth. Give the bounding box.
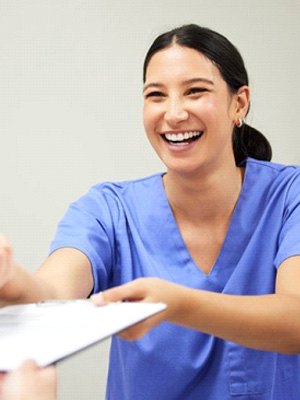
[164,131,201,142]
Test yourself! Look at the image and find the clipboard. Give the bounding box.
[0,300,166,371]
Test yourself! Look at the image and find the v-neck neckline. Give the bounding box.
[156,159,251,289]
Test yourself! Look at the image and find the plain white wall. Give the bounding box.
[0,0,299,398]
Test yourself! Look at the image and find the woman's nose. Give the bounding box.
[164,99,188,125]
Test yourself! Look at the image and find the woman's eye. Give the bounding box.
[187,87,207,95]
[145,91,164,99]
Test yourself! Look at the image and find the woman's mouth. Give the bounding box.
[162,131,203,146]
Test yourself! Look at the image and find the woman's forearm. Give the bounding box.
[95,278,300,354]
[173,287,300,354]
[0,236,93,307]
[0,263,56,307]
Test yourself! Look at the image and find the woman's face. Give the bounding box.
[143,45,247,177]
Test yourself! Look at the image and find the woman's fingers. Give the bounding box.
[0,234,13,288]
[117,311,166,340]
[91,278,153,305]
[91,278,174,340]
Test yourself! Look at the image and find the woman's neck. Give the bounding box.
[163,164,244,225]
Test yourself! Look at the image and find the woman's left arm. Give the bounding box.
[92,255,300,354]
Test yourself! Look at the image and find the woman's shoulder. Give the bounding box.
[74,173,164,210]
[91,173,163,195]
[245,157,300,180]
[244,158,300,202]
[64,173,164,223]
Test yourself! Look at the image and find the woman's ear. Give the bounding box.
[235,85,250,119]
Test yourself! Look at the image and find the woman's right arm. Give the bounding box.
[0,235,94,306]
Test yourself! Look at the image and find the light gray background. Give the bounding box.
[0,0,299,399]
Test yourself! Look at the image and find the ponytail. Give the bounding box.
[233,124,272,165]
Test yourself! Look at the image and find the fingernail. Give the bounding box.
[91,292,105,305]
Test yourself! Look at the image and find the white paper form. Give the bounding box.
[0,300,166,371]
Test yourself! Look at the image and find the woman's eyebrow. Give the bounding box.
[183,78,214,86]
[143,82,164,92]
[143,77,214,92]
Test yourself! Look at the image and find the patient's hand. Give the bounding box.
[0,360,56,400]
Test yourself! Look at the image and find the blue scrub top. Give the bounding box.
[50,158,300,400]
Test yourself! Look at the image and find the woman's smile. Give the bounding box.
[161,130,204,151]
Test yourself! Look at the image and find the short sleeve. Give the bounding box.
[274,173,300,268]
[49,186,116,293]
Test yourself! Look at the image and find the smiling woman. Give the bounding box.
[1,24,300,400]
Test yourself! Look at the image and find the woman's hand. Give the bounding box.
[92,274,300,354]
[91,278,189,340]
[0,235,14,290]
[0,360,56,400]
